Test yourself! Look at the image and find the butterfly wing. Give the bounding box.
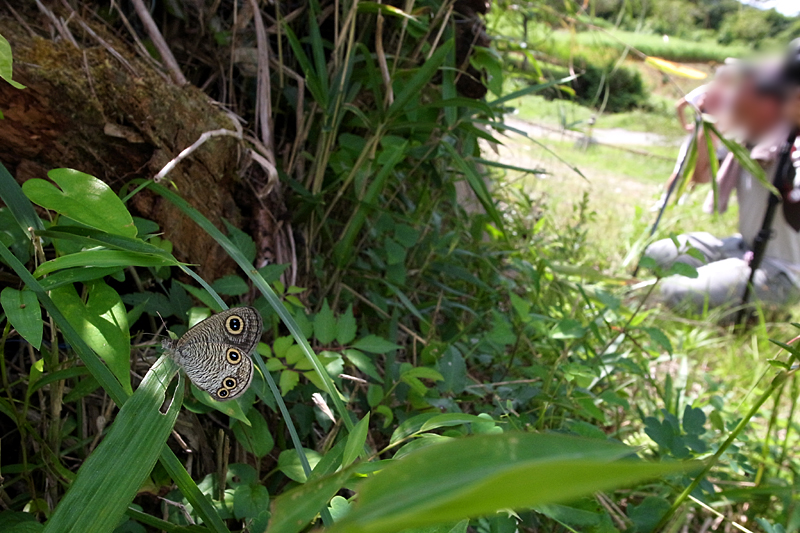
[170,307,262,401]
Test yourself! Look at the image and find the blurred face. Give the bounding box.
[728,76,783,142]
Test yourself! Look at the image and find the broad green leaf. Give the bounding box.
[343,413,370,467]
[35,227,170,257]
[23,169,136,237]
[1,287,42,349]
[420,414,490,433]
[0,34,25,89]
[232,407,275,457]
[278,449,322,483]
[42,357,183,533]
[331,433,692,533]
[233,483,270,520]
[268,467,355,533]
[50,280,132,394]
[314,300,336,345]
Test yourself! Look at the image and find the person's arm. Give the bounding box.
[675,97,692,132]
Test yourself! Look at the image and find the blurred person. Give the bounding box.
[643,60,800,314]
[653,65,738,210]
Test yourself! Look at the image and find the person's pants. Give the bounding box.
[643,232,799,311]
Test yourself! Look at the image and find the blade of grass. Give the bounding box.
[0,161,44,232]
[43,357,183,533]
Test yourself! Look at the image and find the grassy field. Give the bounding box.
[494,134,738,272]
[505,91,688,138]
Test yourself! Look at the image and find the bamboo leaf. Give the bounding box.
[331,433,693,533]
[43,357,183,533]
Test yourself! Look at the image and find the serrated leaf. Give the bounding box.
[279,370,300,396]
[337,304,357,345]
[222,219,256,264]
[314,300,336,345]
[352,335,401,354]
[211,275,249,296]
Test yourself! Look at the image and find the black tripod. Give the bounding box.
[736,126,799,324]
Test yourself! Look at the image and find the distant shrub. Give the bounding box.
[536,58,646,113]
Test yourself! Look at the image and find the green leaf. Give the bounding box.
[222,219,256,264]
[42,357,183,533]
[682,405,706,436]
[0,34,25,89]
[279,370,300,396]
[211,275,249,296]
[23,169,136,237]
[1,287,42,349]
[627,496,671,533]
[337,304,357,345]
[351,335,401,354]
[50,280,132,394]
[314,300,336,345]
[189,385,251,424]
[233,483,270,520]
[343,413,370,468]
[550,319,586,340]
[267,467,355,533]
[232,408,275,458]
[343,349,383,383]
[331,433,692,533]
[0,162,42,233]
[384,237,406,265]
[278,449,323,483]
[641,327,673,354]
[666,262,698,279]
[33,250,175,278]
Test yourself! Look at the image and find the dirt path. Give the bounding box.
[504,117,681,148]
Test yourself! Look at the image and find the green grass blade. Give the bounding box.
[43,356,183,533]
[333,143,407,267]
[33,250,177,278]
[487,75,577,108]
[139,181,354,432]
[705,121,772,194]
[387,40,453,118]
[332,433,694,533]
[0,161,44,232]
[441,142,505,232]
